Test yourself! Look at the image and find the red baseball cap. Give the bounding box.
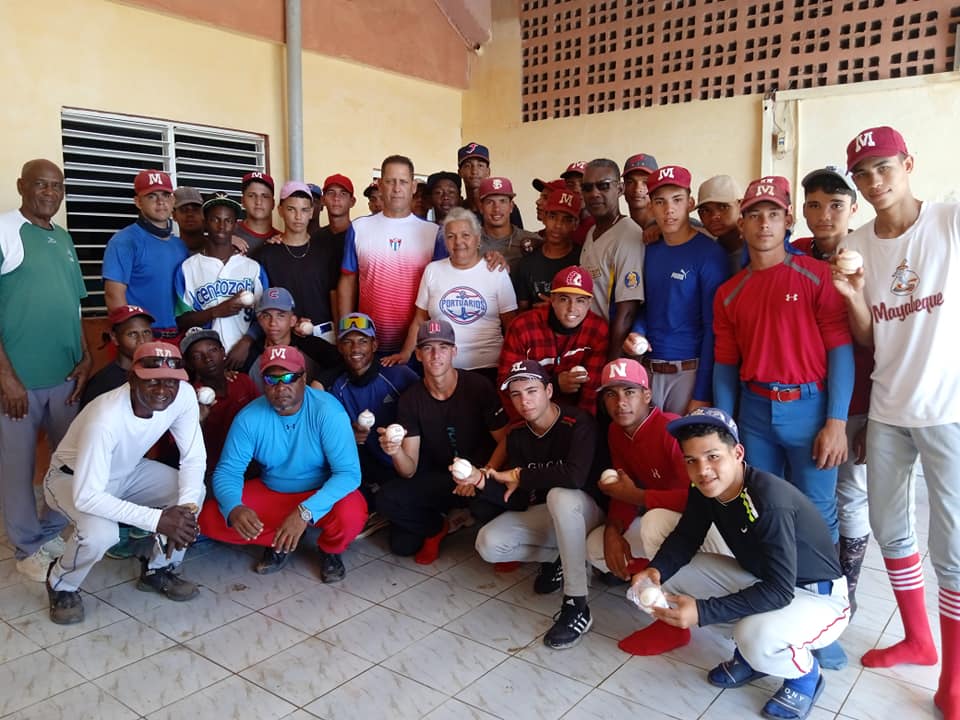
[479,177,515,200]
[622,153,658,177]
[846,126,909,171]
[133,170,173,196]
[241,172,275,193]
[598,358,650,390]
[532,178,566,193]
[561,161,587,179]
[108,304,155,327]
[322,173,354,196]
[543,187,583,218]
[550,265,594,297]
[132,342,188,381]
[740,176,792,212]
[259,345,306,374]
[645,165,692,195]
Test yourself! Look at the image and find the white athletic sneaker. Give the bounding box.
[16,547,54,582]
[41,535,66,559]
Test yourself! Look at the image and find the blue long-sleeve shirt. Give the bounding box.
[212,386,360,521]
[631,232,729,401]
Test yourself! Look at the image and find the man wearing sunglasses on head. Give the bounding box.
[43,342,206,624]
[199,345,367,582]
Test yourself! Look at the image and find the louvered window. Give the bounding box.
[60,107,267,316]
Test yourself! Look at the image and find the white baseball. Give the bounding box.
[357,410,375,429]
[836,249,863,274]
[639,587,663,608]
[196,386,216,405]
[238,290,255,307]
[298,320,314,336]
[600,469,619,485]
[629,335,650,356]
[451,458,474,481]
[386,424,406,443]
[571,365,587,377]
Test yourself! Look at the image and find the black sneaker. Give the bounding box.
[533,557,563,594]
[320,552,345,583]
[47,564,84,625]
[137,562,199,601]
[254,548,290,575]
[544,596,592,649]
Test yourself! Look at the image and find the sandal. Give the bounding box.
[707,649,767,688]
[762,672,825,720]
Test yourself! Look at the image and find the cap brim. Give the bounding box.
[500,372,548,391]
[458,154,488,166]
[695,196,739,210]
[137,185,173,195]
[801,169,856,193]
[666,414,739,443]
[622,167,654,177]
[532,178,547,192]
[550,286,592,297]
[132,367,188,382]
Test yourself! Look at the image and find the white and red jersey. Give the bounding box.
[714,255,850,384]
[342,213,438,352]
[844,202,960,426]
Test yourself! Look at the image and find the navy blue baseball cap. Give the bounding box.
[458,142,490,167]
[667,407,740,443]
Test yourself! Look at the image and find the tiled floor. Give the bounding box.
[0,487,942,720]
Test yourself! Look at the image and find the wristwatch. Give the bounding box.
[297,503,312,523]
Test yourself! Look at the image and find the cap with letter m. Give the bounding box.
[740,175,791,213]
[845,126,908,171]
[645,165,692,195]
[132,341,188,381]
[133,170,173,196]
[544,187,582,218]
[259,345,305,374]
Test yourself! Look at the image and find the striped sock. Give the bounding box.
[861,553,937,668]
[935,588,960,720]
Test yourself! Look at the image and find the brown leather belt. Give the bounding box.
[747,380,824,402]
[649,359,698,374]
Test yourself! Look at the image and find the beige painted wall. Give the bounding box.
[1,0,463,221]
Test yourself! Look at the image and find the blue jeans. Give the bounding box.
[738,383,839,543]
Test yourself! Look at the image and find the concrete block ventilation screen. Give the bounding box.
[520,0,959,122]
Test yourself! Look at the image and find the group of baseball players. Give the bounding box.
[1,123,956,720]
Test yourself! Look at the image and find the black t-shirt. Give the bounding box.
[397,370,507,473]
[512,246,582,306]
[254,233,341,325]
[651,465,843,626]
[79,361,128,410]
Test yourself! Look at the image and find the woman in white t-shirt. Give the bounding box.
[386,207,517,381]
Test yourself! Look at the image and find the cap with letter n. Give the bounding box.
[259,345,305,374]
[845,125,908,172]
[740,175,792,213]
[666,406,740,444]
[550,265,594,297]
[598,358,649,391]
[132,341,189,381]
[416,318,456,347]
[133,170,173,196]
[500,359,551,390]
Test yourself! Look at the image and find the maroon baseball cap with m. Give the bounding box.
[133,170,173,196]
[846,126,909,171]
[645,165,692,195]
[132,342,188,381]
[740,176,792,212]
[260,345,306,374]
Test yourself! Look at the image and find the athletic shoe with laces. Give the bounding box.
[254,548,290,575]
[320,552,345,583]
[533,556,563,594]
[47,563,84,625]
[544,596,592,649]
[137,562,199,601]
[16,547,55,582]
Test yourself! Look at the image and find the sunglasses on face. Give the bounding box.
[263,371,303,386]
[580,180,617,193]
[136,356,184,370]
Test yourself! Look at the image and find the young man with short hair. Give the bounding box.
[376,319,508,563]
[627,408,850,720]
[498,265,607,417]
[247,287,321,392]
[478,177,541,272]
[102,170,187,339]
[314,173,356,319]
[362,182,382,215]
[512,186,582,311]
[832,126,960,718]
[458,142,524,228]
[471,360,602,650]
[624,165,729,415]
[233,172,279,254]
[80,305,156,409]
[795,166,871,614]
[174,193,267,357]
[172,187,205,253]
[696,175,744,276]
[622,153,659,242]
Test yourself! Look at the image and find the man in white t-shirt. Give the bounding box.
[579,159,646,359]
[337,155,442,355]
[832,125,960,719]
[44,342,206,624]
[174,193,268,354]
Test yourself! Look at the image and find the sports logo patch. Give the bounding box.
[623,271,641,289]
[388,237,402,252]
[890,258,919,296]
[439,286,487,325]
